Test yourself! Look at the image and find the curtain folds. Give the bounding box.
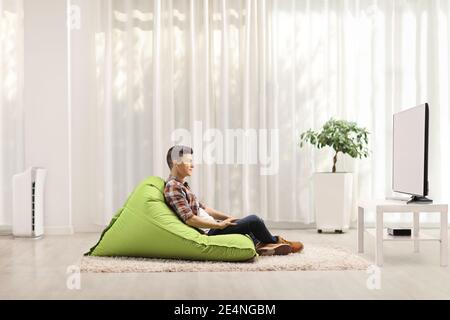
[88,0,450,226]
[0,0,23,227]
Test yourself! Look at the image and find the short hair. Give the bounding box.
[166,145,193,169]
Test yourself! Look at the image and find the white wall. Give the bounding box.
[69,0,103,232]
[23,0,72,234]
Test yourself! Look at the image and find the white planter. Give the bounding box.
[313,172,353,233]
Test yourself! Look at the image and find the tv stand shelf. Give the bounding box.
[358,199,448,267]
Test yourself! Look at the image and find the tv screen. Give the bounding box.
[392,103,431,203]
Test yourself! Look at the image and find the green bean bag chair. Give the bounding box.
[86,176,256,262]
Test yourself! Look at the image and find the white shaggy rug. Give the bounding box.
[80,244,370,273]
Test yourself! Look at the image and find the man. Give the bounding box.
[163,145,303,256]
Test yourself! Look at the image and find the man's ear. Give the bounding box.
[172,160,180,169]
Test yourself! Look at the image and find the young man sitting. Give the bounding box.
[163,145,304,256]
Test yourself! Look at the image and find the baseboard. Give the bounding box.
[266,221,448,230]
[0,225,12,235]
[1,225,74,235]
[265,221,316,230]
[44,226,74,235]
[73,224,105,233]
[13,221,443,235]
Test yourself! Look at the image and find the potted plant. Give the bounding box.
[299,119,370,233]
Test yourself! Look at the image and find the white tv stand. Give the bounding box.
[385,196,410,202]
[357,199,448,267]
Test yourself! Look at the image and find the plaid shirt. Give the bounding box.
[164,175,206,222]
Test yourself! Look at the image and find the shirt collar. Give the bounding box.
[167,175,189,187]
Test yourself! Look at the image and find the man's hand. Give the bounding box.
[205,206,240,222]
[218,217,238,230]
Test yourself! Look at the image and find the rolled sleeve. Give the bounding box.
[164,182,194,222]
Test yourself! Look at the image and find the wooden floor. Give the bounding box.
[1,229,450,299]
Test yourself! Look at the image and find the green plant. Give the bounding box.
[299,118,370,173]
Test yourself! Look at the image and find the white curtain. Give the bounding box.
[0,0,23,227]
[87,0,450,226]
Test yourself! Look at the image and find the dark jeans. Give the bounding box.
[207,214,277,245]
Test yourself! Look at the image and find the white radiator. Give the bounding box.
[12,167,47,238]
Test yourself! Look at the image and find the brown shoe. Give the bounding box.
[256,243,292,256]
[255,243,275,256]
[276,236,304,253]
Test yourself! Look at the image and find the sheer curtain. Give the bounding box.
[273,0,450,225]
[88,0,450,227]
[0,0,23,228]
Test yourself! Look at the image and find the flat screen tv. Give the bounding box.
[392,103,432,204]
